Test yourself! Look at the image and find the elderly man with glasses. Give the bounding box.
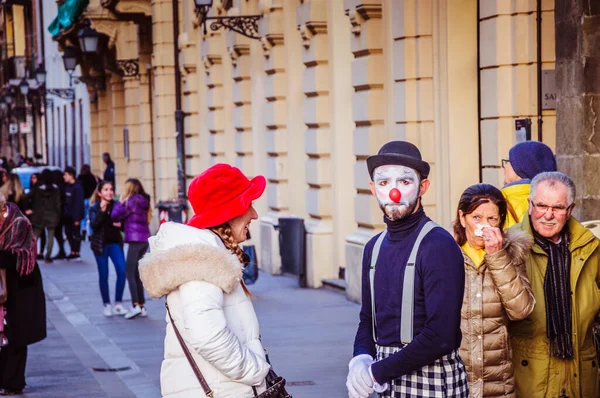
[508,171,600,397]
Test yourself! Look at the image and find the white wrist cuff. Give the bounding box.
[348,354,373,369]
[369,365,388,393]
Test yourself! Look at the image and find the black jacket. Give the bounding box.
[64,182,84,221]
[104,161,115,185]
[77,173,97,199]
[89,201,123,255]
[0,250,46,347]
[30,184,62,228]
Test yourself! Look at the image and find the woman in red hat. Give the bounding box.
[140,164,271,398]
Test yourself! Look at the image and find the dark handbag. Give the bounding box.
[166,301,291,398]
[242,245,259,285]
[252,367,292,398]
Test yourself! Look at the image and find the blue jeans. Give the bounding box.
[94,243,126,305]
[81,198,90,234]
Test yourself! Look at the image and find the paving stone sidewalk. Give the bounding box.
[25,241,360,397]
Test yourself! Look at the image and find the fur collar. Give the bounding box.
[502,228,534,264]
[139,241,243,298]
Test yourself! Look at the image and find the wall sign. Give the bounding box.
[542,69,556,110]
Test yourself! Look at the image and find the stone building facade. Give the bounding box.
[49,0,558,301]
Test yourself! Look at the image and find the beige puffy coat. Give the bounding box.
[139,222,270,398]
[459,229,535,397]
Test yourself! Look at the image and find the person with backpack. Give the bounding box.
[63,167,84,260]
[29,169,61,263]
[111,178,151,319]
[77,164,99,241]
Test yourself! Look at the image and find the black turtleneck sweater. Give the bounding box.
[353,207,465,384]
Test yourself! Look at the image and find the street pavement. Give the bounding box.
[22,240,360,397]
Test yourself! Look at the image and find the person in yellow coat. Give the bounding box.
[509,172,600,397]
[501,141,556,228]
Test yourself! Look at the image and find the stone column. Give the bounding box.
[88,96,101,173]
[202,30,227,164]
[555,1,600,220]
[123,76,141,178]
[297,0,335,287]
[151,0,179,201]
[110,74,126,191]
[180,33,201,177]
[258,1,287,274]
[228,27,253,173]
[343,0,386,301]
[95,75,113,177]
[117,22,143,189]
[138,21,157,201]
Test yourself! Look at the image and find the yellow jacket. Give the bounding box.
[502,182,531,228]
[509,215,600,397]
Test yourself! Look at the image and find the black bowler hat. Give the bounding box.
[366,141,430,180]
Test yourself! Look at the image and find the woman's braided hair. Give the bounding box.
[210,222,252,297]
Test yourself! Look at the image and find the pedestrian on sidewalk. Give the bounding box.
[77,164,98,241]
[26,174,45,259]
[0,194,46,395]
[30,169,61,263]
[139,164,272,398]
[453,184,535,397]
[348,141,468,398]
[501,141,556,228]
[51,170,67,260]
[102,153,115,188]
[89,181,127,317]
[63,167,84,260]
[111,178,151,319]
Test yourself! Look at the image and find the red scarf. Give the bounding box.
[0,202,37,276]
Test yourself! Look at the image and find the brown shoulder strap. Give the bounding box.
[165,301,214,397]
[506,200,520,224]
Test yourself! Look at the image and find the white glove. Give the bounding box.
[346,354,374,398]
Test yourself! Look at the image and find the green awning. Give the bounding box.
[47,0,90,37]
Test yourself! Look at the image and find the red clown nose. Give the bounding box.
[389,188,401,203]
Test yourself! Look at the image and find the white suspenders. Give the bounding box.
[369,221,439,345]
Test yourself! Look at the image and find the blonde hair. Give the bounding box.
[0,174,24,204]
[120,178,152,223]
[89,188,99,205]
[210,223,252,297]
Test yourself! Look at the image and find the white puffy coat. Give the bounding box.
[139,222,270,398]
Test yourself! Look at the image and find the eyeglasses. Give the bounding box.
[531,202,573,215]
[501,159,510,169]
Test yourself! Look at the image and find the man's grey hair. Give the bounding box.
[530,172,576,206]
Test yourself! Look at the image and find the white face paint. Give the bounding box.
[372,165,421,221]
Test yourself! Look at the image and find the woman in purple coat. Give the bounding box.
[111,179,151,319]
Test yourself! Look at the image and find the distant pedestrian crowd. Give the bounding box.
[0,151,151,395]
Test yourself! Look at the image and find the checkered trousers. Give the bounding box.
[375,345,469,398]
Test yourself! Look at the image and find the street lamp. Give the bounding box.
[62,47,78,73]
[19,78,29,96]
[78,19,100,54]
[35,64,46,85]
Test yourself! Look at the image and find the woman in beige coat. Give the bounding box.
[453,184,535,397]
